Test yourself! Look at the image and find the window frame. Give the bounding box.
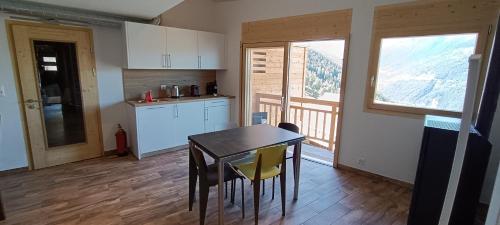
[366,26,491,118]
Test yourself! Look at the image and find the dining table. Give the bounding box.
[188,124,305,225]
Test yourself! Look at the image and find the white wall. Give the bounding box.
[0,14,128,171]
[92,26,129,151]
[160,0,220,32]
[212,0,421,183]
[0,14,29,171]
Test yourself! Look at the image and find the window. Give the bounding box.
[365,0,497,117]
[372,33,478,113]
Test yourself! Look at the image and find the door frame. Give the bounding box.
[239,36,350,168]
[6,20,104,169]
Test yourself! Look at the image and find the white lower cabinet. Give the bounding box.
[173,102,205,146]
[204,99,231,133]
[135,104,176,156]
[129,98,232,159]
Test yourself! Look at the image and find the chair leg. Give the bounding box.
[231,179,235,204]
[253,179,261,225]
[199,186,209,225]
[241,178,245,218]
[280,174,286,216]
[262,179,265,196]
[272,176,276,200]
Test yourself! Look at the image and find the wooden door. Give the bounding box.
[9,21,103,169]
[198,31,225,69]
[124,22,167,69]
[166,27,198,69]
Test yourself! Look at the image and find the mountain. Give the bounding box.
[304,34,476,112]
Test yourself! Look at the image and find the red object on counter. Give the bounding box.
[145,90,153,103]
[115,124,128,156]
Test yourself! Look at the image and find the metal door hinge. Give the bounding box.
[92,68,96,77]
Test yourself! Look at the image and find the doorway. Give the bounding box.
[242,39,348,167]
[9,21,102,169]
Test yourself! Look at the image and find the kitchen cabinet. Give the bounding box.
[128,98,232,159]
[135,105,176,156]
[122,21,226,70]
[204,99,231,133]
[173,102,205,146]
[198,31,225,69]
[166,27,199,69]
[123,22,167,69]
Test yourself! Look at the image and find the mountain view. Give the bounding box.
[304,49,342,99]
[375,34,477,112]
[303,34,477,112]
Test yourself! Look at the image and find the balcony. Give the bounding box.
[254,92,339,163]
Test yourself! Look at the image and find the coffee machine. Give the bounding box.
[207,81,218,96]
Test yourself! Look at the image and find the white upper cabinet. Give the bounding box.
[123,22,167,69]
[122,22,225,70]
[197,31,226,70]
[166,27,199,69]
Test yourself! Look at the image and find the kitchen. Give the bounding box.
[122,21,235,159]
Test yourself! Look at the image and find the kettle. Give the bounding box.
[171,85,181,98]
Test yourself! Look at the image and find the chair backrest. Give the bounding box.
[254,144,287,171]
[190,147,208,178]
[278,122,299,134]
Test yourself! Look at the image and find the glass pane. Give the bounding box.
[34,41,86,148]
[247,47,284,126]
[287,40,345,162]
[374,33,478,112]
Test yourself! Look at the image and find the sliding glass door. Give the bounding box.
[242,39,348,166]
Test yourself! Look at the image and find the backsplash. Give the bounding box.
[122,69,216,101]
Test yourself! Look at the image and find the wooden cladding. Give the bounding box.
[373,0,499,37]
[241,9,352,43]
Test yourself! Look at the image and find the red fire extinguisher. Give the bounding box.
[115,124,128,156]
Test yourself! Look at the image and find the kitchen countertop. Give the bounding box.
[127,95,235,107]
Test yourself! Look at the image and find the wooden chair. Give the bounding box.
[189,147,245,225]
[234,144,287,225]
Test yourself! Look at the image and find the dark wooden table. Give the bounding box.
[188,124,305,225]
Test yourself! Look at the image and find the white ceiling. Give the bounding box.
[24,0,184,19]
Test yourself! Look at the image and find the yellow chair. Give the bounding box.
[234,144,287,225]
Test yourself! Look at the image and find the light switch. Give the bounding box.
[0,85,5,97]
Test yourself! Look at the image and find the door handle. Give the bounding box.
[162,54,167,68]
[25,99,40,103]
[204,108,209,121]
[280,96,285,112]
[168,54,171,68]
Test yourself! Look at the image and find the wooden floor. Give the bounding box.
[0,149,411,225]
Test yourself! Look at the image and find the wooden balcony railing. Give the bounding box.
[255,93,339,151]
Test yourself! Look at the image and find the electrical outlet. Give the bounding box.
[0,85,5,97]
[357,158,366,166]
[160,85,167,92]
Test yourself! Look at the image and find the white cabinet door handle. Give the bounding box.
[162,54,167,68]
